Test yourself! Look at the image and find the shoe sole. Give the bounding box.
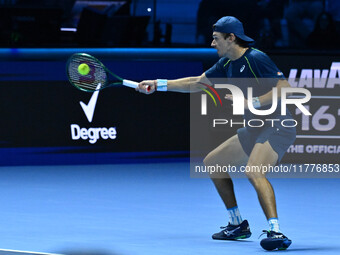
[213,232,252,240]
[235,233,252,239]
[280,240,292,250]
[261,239,292,251]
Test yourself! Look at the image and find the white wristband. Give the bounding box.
[252,97,261,109]
[156,79,168,91]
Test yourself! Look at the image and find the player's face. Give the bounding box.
[211,32,230,57]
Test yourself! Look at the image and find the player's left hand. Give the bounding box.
[225,94,248,109]
[225,94,232,101]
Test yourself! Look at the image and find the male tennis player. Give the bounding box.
[136,16,295,251]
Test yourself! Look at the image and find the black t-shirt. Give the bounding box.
[205,47,292,122]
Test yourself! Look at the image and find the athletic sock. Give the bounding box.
[268,218,281,232]
[227,206,243,225]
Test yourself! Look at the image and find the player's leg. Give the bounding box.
[245,141,292,250]
[204,134,248,208]
[204,134,251,240]
[245,141,278,219]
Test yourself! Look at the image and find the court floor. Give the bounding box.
[0,162,339,255]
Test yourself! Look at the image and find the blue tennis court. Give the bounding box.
[0,162,339,255]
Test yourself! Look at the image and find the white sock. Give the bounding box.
[268,218,280,232]
[227,206,243,225]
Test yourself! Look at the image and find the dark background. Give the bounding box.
[0,49,339,165]
[0,0,339,49]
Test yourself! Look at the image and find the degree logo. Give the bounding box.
[79,83,101,123]
[70,83,117,144]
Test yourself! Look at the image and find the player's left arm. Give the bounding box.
[252,79,291,109]
[242,51,291,110]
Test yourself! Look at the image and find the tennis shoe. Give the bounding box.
[212,220,251,240]
[260,230,292,250]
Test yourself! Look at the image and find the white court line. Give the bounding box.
[0,249,63,255]
[296,135,340,139]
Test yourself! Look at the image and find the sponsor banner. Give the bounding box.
[0,59,202,165]
[0,49,338,165]
[284,60,340,162]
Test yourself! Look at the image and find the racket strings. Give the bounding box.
[67,54,108,91]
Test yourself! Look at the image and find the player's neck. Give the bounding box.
[229,46,248,61]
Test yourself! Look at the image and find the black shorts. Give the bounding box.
[237,123,296,163]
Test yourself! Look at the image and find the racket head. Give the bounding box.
[66,53,114,92]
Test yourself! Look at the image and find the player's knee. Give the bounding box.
[203,156,210,166]
[203,152,215,166]
[204,154,219,179]
[203,152,224,167]
[204,147,233,166]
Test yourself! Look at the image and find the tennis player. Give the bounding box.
[136,16,295,251]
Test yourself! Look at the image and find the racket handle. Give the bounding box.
[123,79,150,92]
[122,79,138,88]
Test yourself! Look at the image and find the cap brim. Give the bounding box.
[235,33,254,42]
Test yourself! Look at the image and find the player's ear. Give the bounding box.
[229,33,236,42]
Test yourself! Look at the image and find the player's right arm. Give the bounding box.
[136,73,212,94]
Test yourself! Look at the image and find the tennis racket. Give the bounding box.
[66,53,148,92]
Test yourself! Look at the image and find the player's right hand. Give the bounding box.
[136,80,156,94]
